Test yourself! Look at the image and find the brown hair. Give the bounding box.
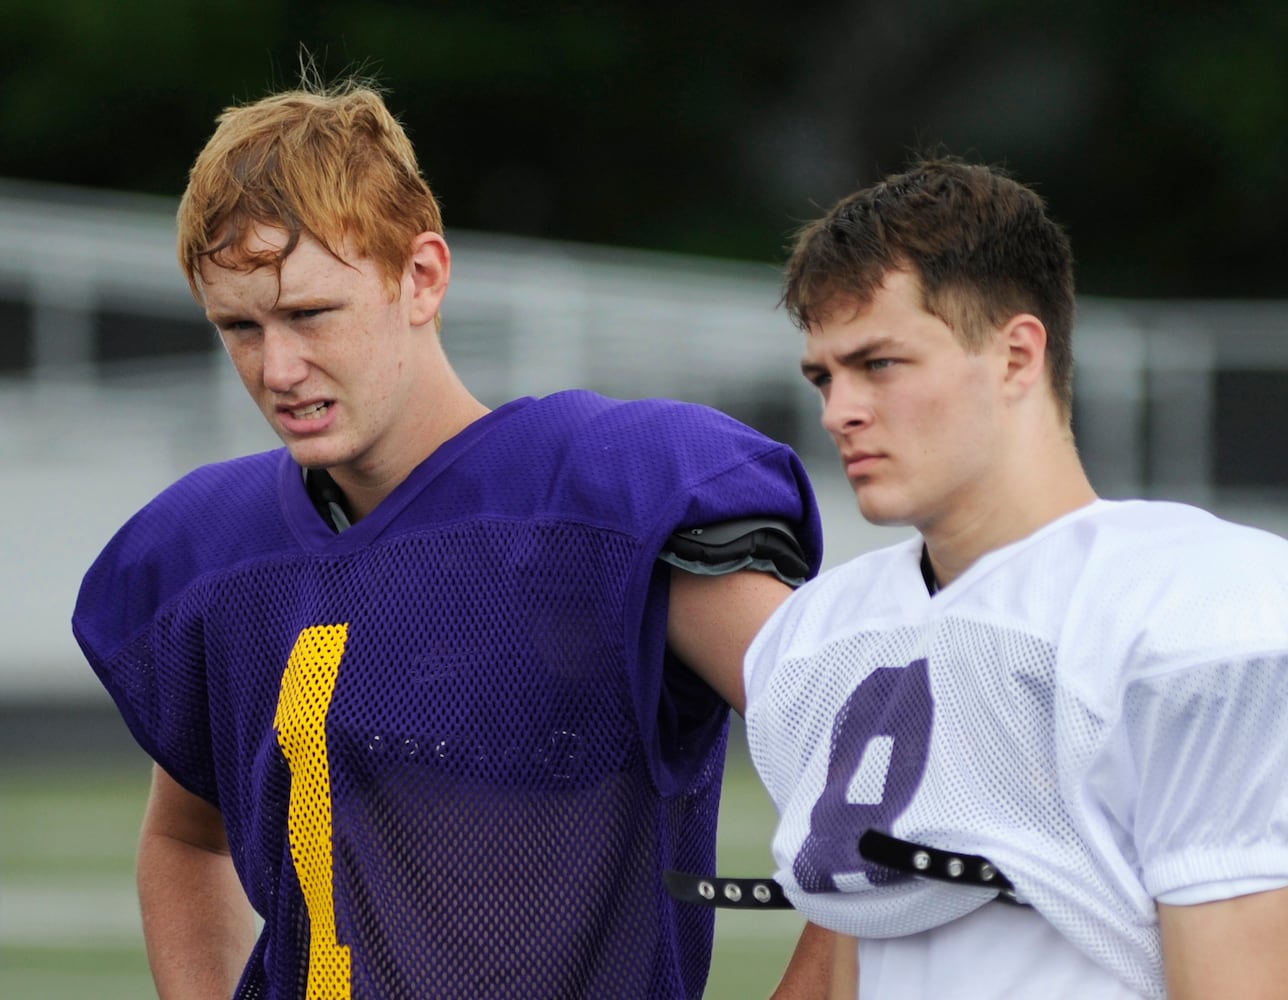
[784,158,1077,415]
[177,79,442,300]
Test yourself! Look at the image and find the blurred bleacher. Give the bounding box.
[3,177,1288,719]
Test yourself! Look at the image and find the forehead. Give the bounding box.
[802,272,941,348]
[197,226,363,303]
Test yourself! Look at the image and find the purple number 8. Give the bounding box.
[793,658,934,893]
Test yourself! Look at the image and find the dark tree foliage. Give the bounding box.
[2,0,1285,297]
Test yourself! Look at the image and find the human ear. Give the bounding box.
[1000,313,1048,399]
[407,231,451,328]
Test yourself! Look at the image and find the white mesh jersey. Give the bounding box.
[745,499,1288,998]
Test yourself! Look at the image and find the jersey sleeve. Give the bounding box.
[71,452,287,806]
[1108,536,1288,902]
[1122,652,1288,900]
[73,496,220,802]
[550,394,822,571]
[556,395,823,796]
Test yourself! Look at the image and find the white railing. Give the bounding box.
[3,179,1288,696]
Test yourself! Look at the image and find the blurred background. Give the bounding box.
[2,1,1287,996]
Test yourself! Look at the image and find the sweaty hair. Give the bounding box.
[177,79,442,300]
[783,158,1076,415]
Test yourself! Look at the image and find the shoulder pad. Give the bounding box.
[660,517,809,587]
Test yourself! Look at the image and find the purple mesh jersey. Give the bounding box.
[74,391,822,999]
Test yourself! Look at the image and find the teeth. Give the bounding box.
[291,402,329,419]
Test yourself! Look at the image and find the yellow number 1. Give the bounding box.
[274,624,352,998]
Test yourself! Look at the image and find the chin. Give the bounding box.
[854,490,914,528]
[285,441,344,470]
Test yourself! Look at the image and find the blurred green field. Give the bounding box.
[0,734,800,999]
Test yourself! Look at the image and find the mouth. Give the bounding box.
[274,399,338,437]
[282,400,332,420]
[842,452,883,478]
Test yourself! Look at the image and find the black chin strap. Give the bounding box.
[919,543,939,595]
[665,830,1027,909]
[304,468,353,532]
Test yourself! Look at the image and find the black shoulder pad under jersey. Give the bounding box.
[660,517,809,587]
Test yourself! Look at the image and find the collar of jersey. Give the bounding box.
[918,498,1109,601]
[277,397,537,551]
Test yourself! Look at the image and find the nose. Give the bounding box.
[820,375,871,437]
[260,325,309,394]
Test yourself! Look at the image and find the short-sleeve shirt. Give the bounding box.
[75,390,822,999]
[746,500,1288,998]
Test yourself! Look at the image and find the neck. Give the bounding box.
[923,431,1097,589]
[330,359,491,523]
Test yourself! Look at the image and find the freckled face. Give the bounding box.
[800,271,1009,534]
[200,227,423,478]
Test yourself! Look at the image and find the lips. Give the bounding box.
[842,451,883,478]
[275,398,337,435]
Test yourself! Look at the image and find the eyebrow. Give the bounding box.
[800,336,903,377]
[205,309,244,327]
[275,295,341,312]
[206,296,341,326]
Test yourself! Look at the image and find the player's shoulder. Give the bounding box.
[1068,500,1288,671]
[758,537,922,642]
[100,449,290,572]
[140,449,285,524]
[533,389,776,450]
[75,449,293,654]
[167,447,284,494]
[810,537,922,598]
[1078,499,1288,574]
[523,390,809,514]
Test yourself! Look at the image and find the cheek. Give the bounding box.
[900,374,995,458]
[937,373,1004,458]
[896,381,955,438]
[220,338,262,385]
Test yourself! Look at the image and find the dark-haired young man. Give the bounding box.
[743,159,1288,998]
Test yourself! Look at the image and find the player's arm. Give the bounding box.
[1159,887,1288,999]
[823,930,857,1000]
[760,920,845,1000]
[666,565,790,714]
[663,516,810,713]
[138,764,257,999]
[667,567,837,1000]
